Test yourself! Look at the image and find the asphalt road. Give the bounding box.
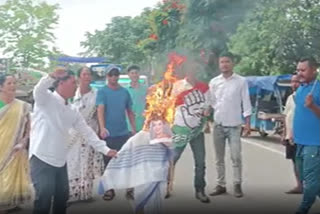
[18,133,320,214]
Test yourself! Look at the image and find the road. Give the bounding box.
[19,133,320,214]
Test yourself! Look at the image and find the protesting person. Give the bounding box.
[96,65,136,201]
[169,58,211,203]
[0,74,32,213]
[282,74,302,194]
[29,68,117,214]
[67,67,104,203]
[293,57,320,214]
[209,52,252,198]
[126,65,147,132]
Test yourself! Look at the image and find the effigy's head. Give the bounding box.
[143,52,187,131]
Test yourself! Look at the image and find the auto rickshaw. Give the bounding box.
[245,74,292,137]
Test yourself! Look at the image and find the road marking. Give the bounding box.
[242,138,285,157]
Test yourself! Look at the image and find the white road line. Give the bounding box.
[242,138,285,157]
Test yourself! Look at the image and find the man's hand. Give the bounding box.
[281,137,288,146]
[99,128,110,140]
[242,123,251,137]
[305,94,314,109]
[203,107,212,117]
[50,68,67,79]
[106,149,118,158]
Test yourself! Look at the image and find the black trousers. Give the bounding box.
[30,156,69,214]
[285,142,297,160]
[103,134,131,167]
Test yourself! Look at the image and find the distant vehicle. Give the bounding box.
[244,74,292,137]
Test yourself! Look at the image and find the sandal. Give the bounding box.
[126,189,134,200]
[102,189,115,201]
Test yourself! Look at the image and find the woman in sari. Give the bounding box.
[67,67,104,203]
[0,74,32,213]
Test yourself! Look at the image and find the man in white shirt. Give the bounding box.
[208,52,252,198]
[282,73,302,194]
[29,68,117,214]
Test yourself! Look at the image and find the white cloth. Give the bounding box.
[29,75,110,167]
[283,93,296,140]
[172,79,210,129]
[209,73,252,126]
[99,131,170,214]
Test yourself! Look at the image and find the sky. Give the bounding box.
[0,0,160,57]
[44,0,160,56]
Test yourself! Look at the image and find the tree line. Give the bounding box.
[1,0,320,78]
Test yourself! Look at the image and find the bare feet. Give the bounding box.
[285,187,303,194]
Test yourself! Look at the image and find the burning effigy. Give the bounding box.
[99,53,186,214]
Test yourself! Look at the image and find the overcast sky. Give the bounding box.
[0,0,160,57]
[47,0,160,56]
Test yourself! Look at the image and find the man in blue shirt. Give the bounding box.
[293,57,320,214]
[96,66,136,201]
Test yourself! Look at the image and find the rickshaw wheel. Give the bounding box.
[259,131,268,137]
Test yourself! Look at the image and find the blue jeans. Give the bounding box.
[295,145,320,214]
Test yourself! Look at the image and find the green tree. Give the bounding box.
[0,0,59,68]
[172,0,257,81]
[81,9,152,67]
[229,0,320,75]
[80,0,256,80]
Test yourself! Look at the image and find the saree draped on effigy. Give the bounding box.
[99,130,172,214]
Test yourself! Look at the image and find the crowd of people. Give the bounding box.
[0,52,319,214]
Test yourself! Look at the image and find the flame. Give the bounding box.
[143,52,186,130]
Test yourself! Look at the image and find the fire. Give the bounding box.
[143,52,186,130]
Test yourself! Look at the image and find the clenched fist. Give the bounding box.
[305,94,314,109]
[99,128,110,140]
[50,67,67,79]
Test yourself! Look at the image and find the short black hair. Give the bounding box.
[0,73,14,87]
[299,56,319,68]
[219,52,235,62]
[77,66,92,77]
[127,65,140,73]
[52,70,75,89]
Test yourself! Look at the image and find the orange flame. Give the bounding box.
[143,53,186,130]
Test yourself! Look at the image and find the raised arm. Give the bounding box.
[33,68,66,106]
[33,75,55,106]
